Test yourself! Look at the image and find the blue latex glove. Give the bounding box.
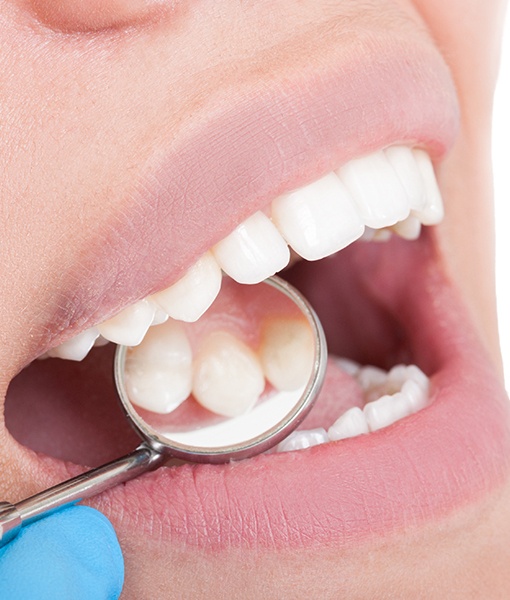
[0,505,124,600]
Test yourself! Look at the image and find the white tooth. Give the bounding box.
[259,317,315,391]
[361,227,392,242]
[94,335,110,347]
[333,357,361,376]
[276,428,328,452]
[412,149,444,225]
[337,150,410,229]
[364,392,413,432]
[401,379,428,413]
[212,212,290,284]
[271,172,364,261]
[406,364,429,392]
[356,366,388,392]
[97,299,155,346]
[152,252,222,322]
[151,306,169,326]
[192,331,265,417]
[328,407,369,441]
[47,327,100,361]
[384,146,427,212]
[391,216,422,240]
[124,319,193,414]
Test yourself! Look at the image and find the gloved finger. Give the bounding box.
[0,505,124,600]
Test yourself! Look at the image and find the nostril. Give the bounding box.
[4,345,139,468]
[26,0,167,33]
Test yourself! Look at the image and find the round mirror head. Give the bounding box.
[114,277,327,463]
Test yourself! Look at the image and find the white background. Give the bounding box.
[494,12,510,384]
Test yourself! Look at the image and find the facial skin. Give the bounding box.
[1,0,509,598]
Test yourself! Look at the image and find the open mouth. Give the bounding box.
[2,11,510,595]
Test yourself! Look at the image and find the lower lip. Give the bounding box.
[86,236,510,550]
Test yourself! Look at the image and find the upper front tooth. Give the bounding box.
[258,316,315,391]
[384,146,426,212]
[97,299,156,346]
[337,150,410,229]
[412,149,444,225]
[124,319,193,414]
[212,211,290,284]
[47,327,100,361]
[192,331,265,417]
[271,172,364,261]
[152,252,222,322]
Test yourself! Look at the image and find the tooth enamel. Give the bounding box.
[337,150,410,229]
[412,149,444,225]
[276,428,328,452]
[124,319,193,414]
[93,335,110,347]
[384,146,427,212]
[97,299,155,346]
[361,227,393,242]
[152,252,222,322]
[271,172,364,261]
[212,212,290,284]
[391,216,422,240]
[328,407,369,441]
[192,331,265,417]
[333,357,361,376]
[364,392,414,432]
[151,306,169,325]
[356,366,389,397]
[259,317,315,391]
[47,327,100,361]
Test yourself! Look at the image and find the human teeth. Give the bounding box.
[124,319,193,414]
[212,212,290,284]
[152,252,222,322]
[97,299,156,346]
[276,428,328,452]
[384,146,426,212]
[47,327,100,361]
[151,307,169,325]
[258,317,315,391]
[364,392,414,432]
[271,172,364,261]
[412,149,444,225]
[337,150,410,229]
[328,407,369,441]
[192,331,265,417]
[391,216,422,240]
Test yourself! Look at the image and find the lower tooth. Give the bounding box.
[328,407,369,441]
[276,428,328,452]
[363,392,413,432]
[192,331,265,417]
[258,316,315,391]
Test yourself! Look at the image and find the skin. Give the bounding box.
[0,0,508,597]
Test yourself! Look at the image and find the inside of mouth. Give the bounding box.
[4,234,429,468]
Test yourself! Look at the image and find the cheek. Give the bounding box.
[25,0,166,31]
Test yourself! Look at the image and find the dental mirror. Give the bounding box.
[0,276,327,545]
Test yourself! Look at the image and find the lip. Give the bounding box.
[46,31,459,351]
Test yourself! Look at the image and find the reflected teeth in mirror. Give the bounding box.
[124,320,193,414]
[336,150,410,229]
[97,299,156,346]
[212,212,290,284]
[46,327,100,361]
[271,172,364,261]
[192,331,265,418]
[276,428,329,453]
[152,252,222,322]
[259,317,315,391]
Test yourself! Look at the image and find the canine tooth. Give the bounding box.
[271,172,364,261]
[412,149,444,225]
[212,212,290,284]
[124,319,193,414]
[259,317,315,391]
[364,392,413,432]
[47,327,100,361]
[192,331,265,417]
[384,146,426,212]
[276,428,328,452]
[328,407,369,441]
[337,150,410,229]
[152,253,222,322]
[97,299,155,346]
